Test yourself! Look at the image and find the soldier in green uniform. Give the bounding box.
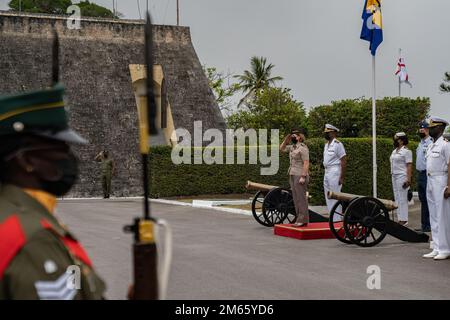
[0,85,106,299]
[94,150,115,198]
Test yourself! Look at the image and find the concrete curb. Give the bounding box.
[60,197,254,216]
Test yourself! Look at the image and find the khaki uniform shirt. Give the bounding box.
[287,143,309,176]
[0,184,105,300]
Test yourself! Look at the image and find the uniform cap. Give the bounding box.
[394,132,407,139]
[0,84,87,144]
[427,117,449,128]
[291,128,306,135]
[324,124,339,133]
[418,120,429,129]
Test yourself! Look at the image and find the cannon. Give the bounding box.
[246,181,327,227]
[327,192,429,247]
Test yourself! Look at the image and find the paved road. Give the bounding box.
[57,199,450,300]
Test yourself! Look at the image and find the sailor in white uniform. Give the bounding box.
[423,117,450,260]
[323,124,347,220]
[390,132,413,225]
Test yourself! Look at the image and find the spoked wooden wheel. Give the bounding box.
[280,189,297,224]
[251,191,272,227]
[343,197,390,247]
[328,200,353,244]
[262,188,297,226]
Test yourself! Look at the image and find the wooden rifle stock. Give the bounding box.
[133,242,158,299]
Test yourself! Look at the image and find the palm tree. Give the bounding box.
[440,72,450,93]
[235,56,283,107]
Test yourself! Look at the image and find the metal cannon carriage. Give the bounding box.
[246,181,429,247]
[245,181,327,227]
[326,192,429,247]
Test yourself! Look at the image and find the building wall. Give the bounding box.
[0,11,226,197]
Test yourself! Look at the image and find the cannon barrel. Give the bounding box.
[245,181,278,192]
[327,191,398,211]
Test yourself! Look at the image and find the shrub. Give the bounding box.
[148,138,418,205]
[308,97,430,139]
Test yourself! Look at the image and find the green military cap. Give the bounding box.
[0,84,86,144]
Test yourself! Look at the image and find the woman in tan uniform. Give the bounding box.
[280,128,310,227]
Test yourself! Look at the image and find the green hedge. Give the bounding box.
[149,138,418,205]
[307,97,430,138]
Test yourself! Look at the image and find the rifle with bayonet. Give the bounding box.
[123,12,160,300]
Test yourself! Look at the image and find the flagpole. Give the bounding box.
[372,55,377,198]
[398,48,402,97]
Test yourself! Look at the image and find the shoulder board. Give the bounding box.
[334,139,341,144]
[0,215,27,279]
[41,219,93,268]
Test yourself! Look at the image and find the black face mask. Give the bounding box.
[429,127,442,141]
[419,133,426,139]
[40,152,79,196]
[324,133,331,141]
[291,136,298,144]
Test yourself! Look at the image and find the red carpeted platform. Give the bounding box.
[274,222,343,240]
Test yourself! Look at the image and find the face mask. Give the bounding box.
[324,133,331,141]
[429,127,442,140]
[419,133,426,139]
[291,136,298,144]
[40,152,79,196]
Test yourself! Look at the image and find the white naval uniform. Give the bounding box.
[390,146,413,222]
[323,139,346,219]
[426,136,450,255]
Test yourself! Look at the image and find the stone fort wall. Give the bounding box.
[0,11,225,197]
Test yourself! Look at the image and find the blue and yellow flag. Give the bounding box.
[360,0,383,56]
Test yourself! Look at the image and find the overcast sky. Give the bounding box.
[1,0,449,121]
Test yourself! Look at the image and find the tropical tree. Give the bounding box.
[77,1,119,18]
[204,66,240,113]
[440,72,450,93]
[227,87,306,138]
[234,56,283,108]
[8,0,120,18]
[8,0,72,14]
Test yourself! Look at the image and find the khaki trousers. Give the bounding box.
[289,175,309,224]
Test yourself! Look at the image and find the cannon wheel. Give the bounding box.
[251,191,273,227]
[328,200,353,244]
[343,197,390,247]
[262,188,297,226]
